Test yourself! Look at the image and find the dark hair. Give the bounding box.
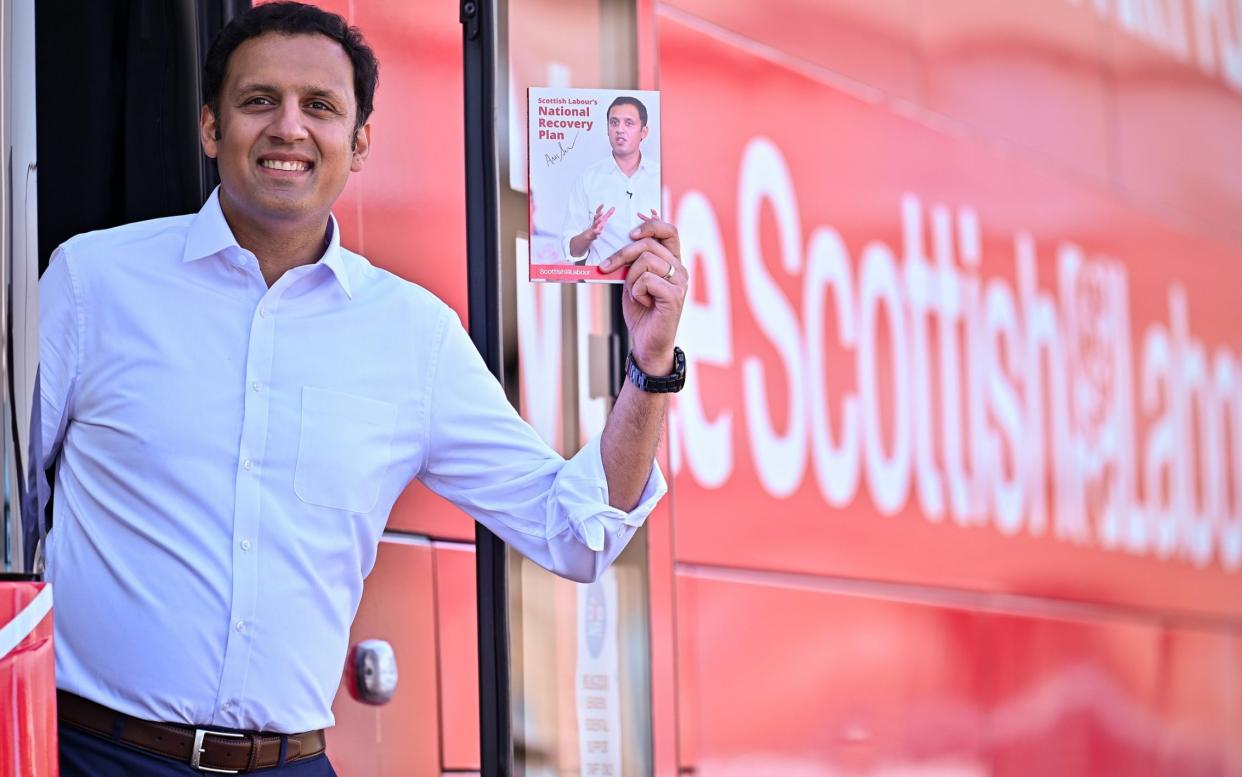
[607,95,648,126]
[203,2,379,134]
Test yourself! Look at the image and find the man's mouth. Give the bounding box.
[259,159,312,172]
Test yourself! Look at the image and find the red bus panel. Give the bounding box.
[677,570,1240,774]
[918,0,1112,186]
[661,0,922,102]
[432,542,481,772]
[677,571,989,773]
[660,12,1242,620]
[1106,2,1242,252]
[328,539,440,776]
[0,583,55,777]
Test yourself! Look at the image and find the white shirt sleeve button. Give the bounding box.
[242,459,253,471]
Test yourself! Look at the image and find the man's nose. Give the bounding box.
[267,101,309,142]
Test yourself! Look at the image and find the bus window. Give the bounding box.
[494,1,655,775]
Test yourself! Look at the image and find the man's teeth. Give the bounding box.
[260,159,310,171]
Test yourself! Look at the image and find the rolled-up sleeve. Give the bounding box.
[419,310,666,583]
[543,433,665,579]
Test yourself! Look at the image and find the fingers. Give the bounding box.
[627,261,685,309]
[586,214,681,276]
[593,208,616,237]
[601,235,678,274]
[627,217,680,258]
[621,247,688,306]
[591,206,616,237]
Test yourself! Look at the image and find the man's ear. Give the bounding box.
[640,124,649,142]
[351,122,372,172]
[200,105,220,158]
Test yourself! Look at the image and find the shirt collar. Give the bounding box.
[610,152,650,178]
[318,217,353,299]
[182,187,354,299]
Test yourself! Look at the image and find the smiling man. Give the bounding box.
[40,4,687,776]
[562,95,662,265]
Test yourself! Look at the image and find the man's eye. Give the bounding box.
[245,96,274,106]
[308,101,333,111]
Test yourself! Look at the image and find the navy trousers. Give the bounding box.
[59,721,338,777]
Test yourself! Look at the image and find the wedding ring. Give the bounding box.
[662,262,676,281]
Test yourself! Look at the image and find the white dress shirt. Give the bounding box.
[39,189,665,733]
[561,153,661,265]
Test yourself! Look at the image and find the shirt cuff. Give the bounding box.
[550,434,667,552]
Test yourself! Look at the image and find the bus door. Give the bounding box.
[469,1,660,775]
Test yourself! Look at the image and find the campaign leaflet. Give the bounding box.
[528,87,662,283]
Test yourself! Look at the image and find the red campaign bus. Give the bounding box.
[4,0,1242,775]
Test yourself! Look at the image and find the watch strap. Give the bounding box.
[625,346,685,394]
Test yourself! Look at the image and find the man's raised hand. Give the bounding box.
[599,217,686,375]
[589,204,615,239]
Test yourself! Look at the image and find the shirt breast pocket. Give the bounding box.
[294,386,399,513]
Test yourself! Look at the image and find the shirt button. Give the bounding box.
[242,459,253,471]
[251,381,262,392]
[235,621,246,633]
[240,539,252,551]
[259,306,270,318]
[221,700,233,711]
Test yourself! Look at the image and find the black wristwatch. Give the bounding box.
[625,347,686,393]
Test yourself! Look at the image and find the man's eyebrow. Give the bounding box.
[303,87,346,102]
[235,82,280,96]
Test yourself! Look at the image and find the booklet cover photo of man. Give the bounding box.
[528,87,662,283]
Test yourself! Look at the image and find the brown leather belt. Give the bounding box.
[57,690,326,773]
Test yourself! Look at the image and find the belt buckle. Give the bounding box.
[191,728,245,774]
